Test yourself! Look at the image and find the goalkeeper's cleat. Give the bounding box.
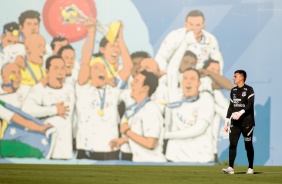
[222,167,234,174]
[246,168,254,174]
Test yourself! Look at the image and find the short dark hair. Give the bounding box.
[2,22,19,35]
[57,44,75,56]
[51,37,68,51]
[18,10,40,26]
[131,51,151,60]
[93,37,108,57]
[202,59,219,69]
[235,70,247,82]
[186,10,205,21]
[183,68,201,81]
[46,55,63,70]
[140,70,159,97]
[99,37,108,48]
[183,50,197,60]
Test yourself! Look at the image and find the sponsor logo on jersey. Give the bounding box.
[234,103,245,107]
[242,91,246,97]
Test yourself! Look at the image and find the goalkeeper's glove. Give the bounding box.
[232,109,245,120]
[224,118,229,133]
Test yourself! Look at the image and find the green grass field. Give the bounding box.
[0,165,282,184]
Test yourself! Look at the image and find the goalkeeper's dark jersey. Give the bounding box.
[226,84,255,127]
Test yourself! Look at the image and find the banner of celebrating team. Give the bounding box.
[0,0,281,166]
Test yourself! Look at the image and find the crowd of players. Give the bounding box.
[0,9,234,163]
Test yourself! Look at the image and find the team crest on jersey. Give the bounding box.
[242,91,246,97]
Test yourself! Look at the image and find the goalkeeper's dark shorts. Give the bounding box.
[229,124,254,147]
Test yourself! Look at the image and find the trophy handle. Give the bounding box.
[61,3,120,43]
[96,21,111,36]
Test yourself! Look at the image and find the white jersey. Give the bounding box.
[65,63,79,88]
[213,89,229,119]
[187,30,223,73]
[75,83,121,152]
[155,28,187,72]
[199,76,213,93]
[21,83,75,159]
[64,63,79,139]
[0,85,30,122]
[118,79,169,154]
[165,92,215,163]
[150,76,168,114]
[0,43,26,86]
[199,76,229,154]
[159,30,215,101]
[0,43,25,65]
[163,30,192,101]
[155,27,224,75]
[118,89,134,153]
[211,89,229,154]
[123,76,168,114]
[123,100,166,162]
[120,88,135,153]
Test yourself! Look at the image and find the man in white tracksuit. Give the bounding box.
[110,70,167,162]
[165,68,215,163]
[155,10,224,80]
[21,55,75,159]
[198,60,231,162]
[159,27,229,160]
[118,57,168,160]
[0,63,51,133]
[75,61,124,160]
[75,18,132,160]
[57,44,80,147]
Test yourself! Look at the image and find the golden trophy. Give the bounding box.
[61,3,121,43]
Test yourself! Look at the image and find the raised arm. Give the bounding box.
[167,31,195,92]
[155,28,187,72]
[199,69,233,90]
[11,113,52,134]
[116,22,133,82]
[78,18,96,85]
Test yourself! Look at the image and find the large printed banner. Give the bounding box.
[0,0,281,166]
